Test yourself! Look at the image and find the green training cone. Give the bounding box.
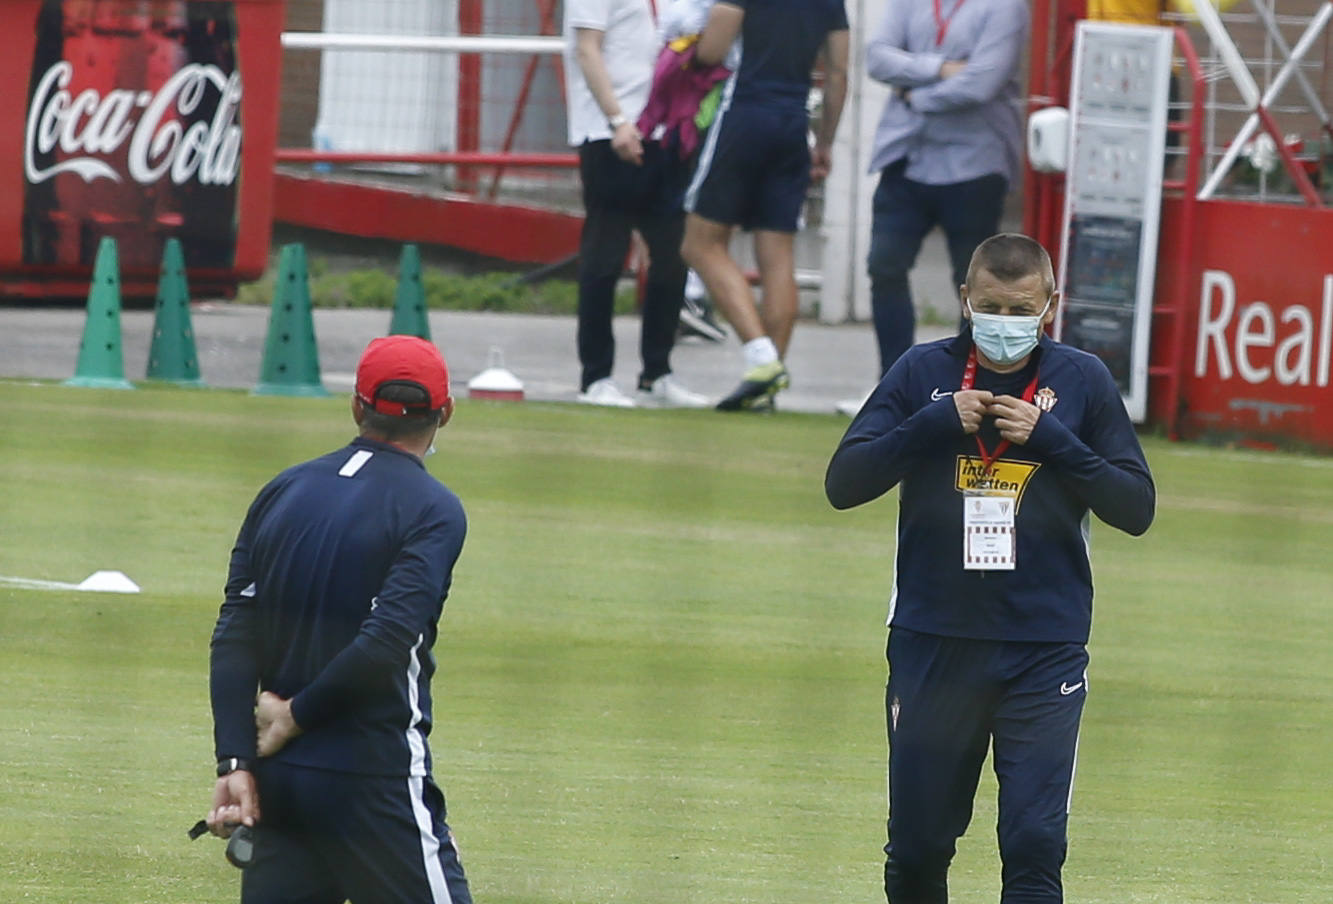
[66,237,133,390]
[253,243,329,397]
[145,238,205,386]
[388,243,430,339]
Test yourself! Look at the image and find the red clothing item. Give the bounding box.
[636,42,731,159]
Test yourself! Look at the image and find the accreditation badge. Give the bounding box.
[962,490,1016,570]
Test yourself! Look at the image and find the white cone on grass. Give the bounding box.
[0,570,140,593]
[467,346,524,401]
[76,570,141,594]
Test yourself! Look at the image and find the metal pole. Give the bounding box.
[1196,2,1333,200]
[280,33,564,54]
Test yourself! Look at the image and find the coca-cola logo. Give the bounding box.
[24,60,242,187]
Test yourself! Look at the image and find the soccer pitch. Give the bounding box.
[0,380,1329,903]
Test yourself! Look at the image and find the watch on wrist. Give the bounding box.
[217,757,254,777]
[607,113,629,130]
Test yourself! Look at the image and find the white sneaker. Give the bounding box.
[835,390,873,417]
[578,378,636,408]
[637,374,710,408]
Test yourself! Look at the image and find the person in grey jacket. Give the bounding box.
[863,0,1028,378]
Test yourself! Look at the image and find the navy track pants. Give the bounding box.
[241,760,472,904]
[883,627,1088,904]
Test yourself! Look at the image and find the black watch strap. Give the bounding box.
[217,757,254,777]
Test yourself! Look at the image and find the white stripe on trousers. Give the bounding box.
[408,775,454,904]
[1066,669,1088,814]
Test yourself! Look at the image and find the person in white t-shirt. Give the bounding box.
[563,0,709,409]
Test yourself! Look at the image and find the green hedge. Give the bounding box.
[236,262,637,316]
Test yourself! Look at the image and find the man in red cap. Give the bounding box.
[206,335,473,904]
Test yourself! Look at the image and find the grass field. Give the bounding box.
[0,379,1330,903]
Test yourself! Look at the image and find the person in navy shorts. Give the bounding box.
[680,0,849,411]
[826,234,1155,903]
[206,335,473,904]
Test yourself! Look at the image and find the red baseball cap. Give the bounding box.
[355,336,450,415]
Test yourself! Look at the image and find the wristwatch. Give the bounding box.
[607,113,629,130]
[217,757,254,777]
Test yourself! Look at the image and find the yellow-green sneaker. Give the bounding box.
[715,361,790,411]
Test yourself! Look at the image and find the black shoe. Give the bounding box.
[678,297,727,343]
[715,362,789,411]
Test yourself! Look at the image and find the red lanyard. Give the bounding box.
[932,0,967,45]
[960,346,1038,473]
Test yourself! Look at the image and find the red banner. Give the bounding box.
[1154,197,1333,449]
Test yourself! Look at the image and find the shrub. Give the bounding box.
[236,263,642,317]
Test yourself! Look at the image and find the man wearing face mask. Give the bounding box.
[824,234,1154,904]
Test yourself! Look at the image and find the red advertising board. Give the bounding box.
[0,0,283,299]
[1153,197,1333,449]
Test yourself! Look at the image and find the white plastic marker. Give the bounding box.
[468,346,525,401]
[0,570,141,594]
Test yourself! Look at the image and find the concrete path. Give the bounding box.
[0,302,954,414]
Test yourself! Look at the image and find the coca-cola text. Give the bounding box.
[25,60,242,188]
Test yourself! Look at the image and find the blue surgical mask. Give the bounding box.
[966,298,1052,366]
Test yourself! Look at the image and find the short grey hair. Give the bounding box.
[965,233,1055,297]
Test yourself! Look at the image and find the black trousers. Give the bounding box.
[866,160,1008,377]
[576,139,687,392]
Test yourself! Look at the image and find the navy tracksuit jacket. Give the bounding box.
[827,332,1154,642]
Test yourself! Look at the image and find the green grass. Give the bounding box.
[0,381,1330,903]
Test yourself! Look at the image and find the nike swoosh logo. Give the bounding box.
[930,387,953,401]
[1060,681,1084,696]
